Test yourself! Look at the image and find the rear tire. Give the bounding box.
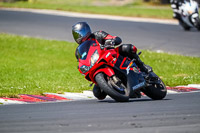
[95,73,129,102]
[179,21,191,31]
[142,72,167,100]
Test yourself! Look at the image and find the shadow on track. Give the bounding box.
[98,98,171,103]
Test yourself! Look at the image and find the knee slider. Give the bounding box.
[119,44,136,56]
[122,44,132,53]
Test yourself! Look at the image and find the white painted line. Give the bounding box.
[44,92,95,100]
[188,84,200,89]
[83,90,95,97]
[0,7,178,25]
[64,92,96,100]
[0,99,26,105]
[44,93,74,100]
[167,90,179,94]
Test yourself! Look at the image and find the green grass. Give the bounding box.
[0,33,200,97]
[0,0,173,19]
[0,33,90,97]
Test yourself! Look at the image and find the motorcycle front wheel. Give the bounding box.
[141,72,167,100]
[95,73,129,102]
[195,19,200,31]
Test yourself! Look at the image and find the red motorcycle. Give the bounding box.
[77,40,167,102]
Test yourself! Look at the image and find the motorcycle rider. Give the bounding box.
[72,22,152,100]
[170,0,184,21]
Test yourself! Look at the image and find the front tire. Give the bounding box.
[192,16,200,31]
[95,73,129,102]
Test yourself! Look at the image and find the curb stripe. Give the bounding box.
[19,94,57,102]
[1,85,200,105]
[45,94,71,101]
[166,86,200,92]
[0,98,36,103]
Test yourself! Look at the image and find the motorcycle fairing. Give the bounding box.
[77,40,142,90]
[77,40,101,76]
[77,40,117,82]
[113,55,142,93]
[114,55,140,74]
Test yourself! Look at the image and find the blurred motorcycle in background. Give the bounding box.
[171,0,200,30]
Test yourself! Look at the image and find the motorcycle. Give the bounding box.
[173,0,200,30]
[77,40,167,102]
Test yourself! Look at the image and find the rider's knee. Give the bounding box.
[118,44,137,56]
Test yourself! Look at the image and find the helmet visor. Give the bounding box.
[72,22,91,44]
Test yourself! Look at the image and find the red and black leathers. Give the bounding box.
[92,31,138,57]
[93,31,122,46]
[75,30,151,74]
[75,31,136,60]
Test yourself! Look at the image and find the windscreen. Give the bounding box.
[77,40,95,60]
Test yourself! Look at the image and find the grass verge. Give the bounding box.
[0,33,200,97]
[0,0,173,19]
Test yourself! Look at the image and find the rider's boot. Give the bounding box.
[130,53,160,82]
[93,85,107,100]
[129,53,152,75]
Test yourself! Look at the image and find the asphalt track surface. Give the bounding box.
[0,9,200,133]
[0,9,200,57]
[0,93,200,133]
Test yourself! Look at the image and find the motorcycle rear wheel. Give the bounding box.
[141,72,167,100]
[179,21,191,31]
[95,73,129,102]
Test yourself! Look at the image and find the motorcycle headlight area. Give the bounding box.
[80,50,99,74]
[90,50,99,66]
[80,65,90,74]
